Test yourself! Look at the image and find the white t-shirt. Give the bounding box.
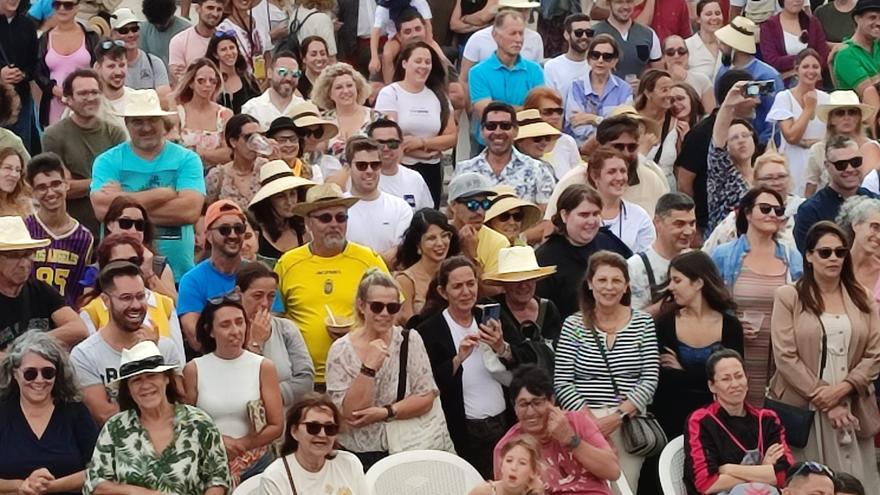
[544,54,589,101]
[373,0,432,37]
[290,5,338,56]
[767,89,830,196]
[683,71,713,98]
[260,451,370,495]
[863,168,880,194]
[462,25,544,64]
[345,191,414,252]
[546,133,582,180]
[240,90,306,131]
[602,200,655,254]
[379,166,434,210]
[374,82,443,165]
[168,27,211,70]
[442,309,505,420]
[627,246,672,310]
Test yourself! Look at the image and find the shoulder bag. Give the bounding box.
[384,329,457,454]
[282,455,298,494]
[588,326,667,457]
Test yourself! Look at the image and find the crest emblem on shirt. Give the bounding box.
[324,279,333,294]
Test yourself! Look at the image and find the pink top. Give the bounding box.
[45,33,91,125]
[168,27,212,69]
[493,411,613,494]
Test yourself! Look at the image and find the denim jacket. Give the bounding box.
[711,235,803,288]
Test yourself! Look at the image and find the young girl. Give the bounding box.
[469,436,544,495]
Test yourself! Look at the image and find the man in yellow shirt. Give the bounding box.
[447,173,510,276]
[275,180,388,385]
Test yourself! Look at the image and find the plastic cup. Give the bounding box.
[741,310,765,338]
[325,316,355,340]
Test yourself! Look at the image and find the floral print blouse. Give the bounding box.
[706,143,751,234]
[205,162,261,211]
[84,404,230,495]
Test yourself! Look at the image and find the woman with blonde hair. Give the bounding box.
[0,148,32,217]
[836,196,880,303]
[173,58,233,169]
[523,87,582,179]
[311,63,379,162]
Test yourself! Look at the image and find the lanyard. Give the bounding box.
[706,408,764,456]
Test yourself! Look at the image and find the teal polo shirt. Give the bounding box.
[469,52,545,144]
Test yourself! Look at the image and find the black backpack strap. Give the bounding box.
[397,329,411,402]
[639,252,658,300]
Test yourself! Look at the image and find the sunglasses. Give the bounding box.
[755,203,785,217]
[786,462,835,484]
[302,422,340,436]
[464,198,493,212]
[798,30,809,44]
[310,212,348,224]
[100,39,125,50]
[367,301,402,314]
[829,156,863,171]
[376,139,401,150]
[540,107,564,117]
[299,127,325,139]
[276,67,302,78]
[116,24,140,35]
[571,28,594,38]
[211,223,246,237]
[207,292,242,305]
[116,217,146,232]
[214,29,237,38]
[611,142,638,153]
[529,135,553,144]
[52,0,77,9]
[21,367,57,381]
[273,135,299,144]
[664,47,688,57]
[812,247,848,259]
[831,108,862,118]
[483,121,514,131]
[112,256,144,266]
[353,160,382,172]
[496,210,524,222]
[588,51,616,61]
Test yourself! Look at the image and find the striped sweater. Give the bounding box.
[554,310,659,412]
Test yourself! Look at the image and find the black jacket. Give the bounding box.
[0,14,38,102]
[34,25,99,126]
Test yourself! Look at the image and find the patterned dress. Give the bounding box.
[706,143,750,234]
[83,404,230,495]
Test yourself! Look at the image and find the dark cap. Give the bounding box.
[854,0,880,16]
[266,117,298,138]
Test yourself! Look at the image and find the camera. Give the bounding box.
[743,80,774,98]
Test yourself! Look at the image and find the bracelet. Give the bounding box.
[384,404,396,421]
[360,364,377,377]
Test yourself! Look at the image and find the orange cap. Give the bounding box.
[204,199,245,229]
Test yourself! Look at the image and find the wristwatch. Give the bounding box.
[360,364,377,377]
[384,404,397,422]
[566,434,582,451]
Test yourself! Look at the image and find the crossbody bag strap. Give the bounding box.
[282,455,298,495]
[705,412,749,452]
[397,329,411,402]
[652,112,673,163]
[818,317,828,379]
[587,326,622,400]
[638,251,657,299]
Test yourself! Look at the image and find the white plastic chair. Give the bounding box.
[612,474,635,495]
[365,449,484,494]
[659,435,686,495]
[233,474,263,494]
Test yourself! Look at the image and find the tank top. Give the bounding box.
[45,32,91,125]
[194,351,263,438]
[177,105,225,152]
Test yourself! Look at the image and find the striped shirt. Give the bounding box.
[554,310,660,412]
[26,215,94,307]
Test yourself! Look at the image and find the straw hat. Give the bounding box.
[249,160,316,208]
[117,89,175,118]
[608,105,661,137]
[485,186,542,231]
[292,183,359,217]
[482,246,557,284]
[110,8,140,30]
[715,16,757,55]
[109,341,178,388]
[287,101,339,142]
[515,109,561,142]
[816,90,878,124]
[0,217,51,251]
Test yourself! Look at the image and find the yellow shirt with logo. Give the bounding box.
[275,242,389,382]
[477,226,511,275]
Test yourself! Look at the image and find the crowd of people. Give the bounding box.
[3,0,880,492]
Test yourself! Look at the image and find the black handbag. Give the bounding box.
[588,327,667,457]
[763,318,827,449]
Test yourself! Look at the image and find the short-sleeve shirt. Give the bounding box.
[0,280,65,350]
[168,27,212,69]
[373,0,432,37]
[125,50,170,90]
[345,192,413,253]
[260,451,369,495]
[91,141,205,279]
[454,149,556,204]
[462,26,545,64]
[544,54,589,103]
[477,226,511,275]
[84,404,230,494]
[377,167,434,210]
[632,0,692,42]
[374,82,444,165]
[275,242,389,382]
[26,215,94,307]
[178,259,283,317]
[468,53,545,143]
[139,17,191,67]
[834,38,880,90]
[814,2,856,43]
[290,6,338,56]
[627,247,672,310]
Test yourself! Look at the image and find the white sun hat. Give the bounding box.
[0,217,51,251]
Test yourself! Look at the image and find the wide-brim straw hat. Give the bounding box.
[483,246,557,284]
[485,188,542,231]
[715,16,757,55]
[287,101,339,142]
[249,160,316,208]
[0,217,51,251]
[109,341,178,389]
[117,89,175,118]
[816,90,878,124]
[516,109,561,142]
[608,105,661,137]
[291,183,359,217]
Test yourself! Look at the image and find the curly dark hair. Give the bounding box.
[395,208,460,269]
[142,0,176,25]
[195,296,248,353]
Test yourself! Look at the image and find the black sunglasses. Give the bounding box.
[755,203,785,217]
[540,107,564,117]
[117,218,145,232]
[367,301,402,315]
[376,139,401,150]
[465,198,493,212]
[207,292,242,305]
[299,127,325,139]
[664,47,688,57]
[310,212,348,224]
[812,247,848,259]
[116,24,140,35]
[786,462,835,485]
[529,136,553,144]
[483,121,514,131]
[611,142,638,153]
[496,210,525,222]
[353,160,382,172]
[100,39,125,50]
[211,223,246,237]
[571,28,594,38]
[52,0,77,10]
[831,108,861,118]
[302,422,340,436]
[588,50,616,61]
[22,367,57,381]
[829,156,863,171]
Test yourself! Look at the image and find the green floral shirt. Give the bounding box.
[84,404,231,495]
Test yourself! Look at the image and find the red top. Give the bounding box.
[633,0,694,43]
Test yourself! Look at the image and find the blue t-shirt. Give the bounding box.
[178,259,283,316]
[28,0,53,22]
[469,53,545,144]
[91,142,205,280]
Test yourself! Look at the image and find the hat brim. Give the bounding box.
[816,103,878,124]
[249,176,316,208]
[451,189,498,203]
[516,122,561,141]
[714,26,756,54]
[108,364,178,389]
[291,117,339,142]
[292,197,360,217]
[485,199,542,231]
[483,266,557,284]
[0,239,52,250]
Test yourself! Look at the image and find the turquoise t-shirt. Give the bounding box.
[91,141,205,280]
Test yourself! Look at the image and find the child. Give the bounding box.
[469,436,544,495]
[368,0,435,82]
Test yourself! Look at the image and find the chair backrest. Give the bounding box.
[366,449,485,494]
[659,435,686,495]
[233,474,263,495]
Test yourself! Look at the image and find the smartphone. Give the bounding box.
[743,80,774,98]
[476,303,501,325]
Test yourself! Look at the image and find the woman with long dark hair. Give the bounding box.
[374,41,457,208]
[205,32,260,114]
[769,221,880,484]
[298,36,331,100]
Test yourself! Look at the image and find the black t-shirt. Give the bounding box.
[675,110,718,232]
[0,280,65,349]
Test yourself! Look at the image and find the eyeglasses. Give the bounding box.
[529,135,553,144]
[811,247,849,259]
[353,160,382,172]
[52,0,77,10]
[207,292,242,305]
[755,203,785,217]
[611,142,638,153]
[376,139,401,150]
[514,397,548,410]
[299,127,325,139]
[273,135,299,144]
[111,256,144,266]
[829,157,863,171]
[464,198,493,212]
[496,210,524,222]
[276,67,302,78]
[32,180,64,194]
[483,121,514,131]
[310,212,348,224]
[21,367,57,381]
[210,223,246,237]
[301,422,340,436]
[786,462,835,485]
[588,51,616,61]
[116,24,140,35]
[571,28,594,38]
[664,47,688,57]
[106,291,148,305]
[540,107,564,117]
[100,39,125,50]
[831,108,862,118]
[366,300,402,315]
[116,217,145,232]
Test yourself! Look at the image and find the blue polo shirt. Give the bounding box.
[716,58,784,146]
[178,259,284,317]
[794,186,879,253]
[469,52,545,144]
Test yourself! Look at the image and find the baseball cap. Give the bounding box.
[447,173,498,203]
[205,200,245,229]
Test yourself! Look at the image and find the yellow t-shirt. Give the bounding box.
[477,226,511,275]
[275,242,389,382]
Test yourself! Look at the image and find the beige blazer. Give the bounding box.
[769,284,880,438]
